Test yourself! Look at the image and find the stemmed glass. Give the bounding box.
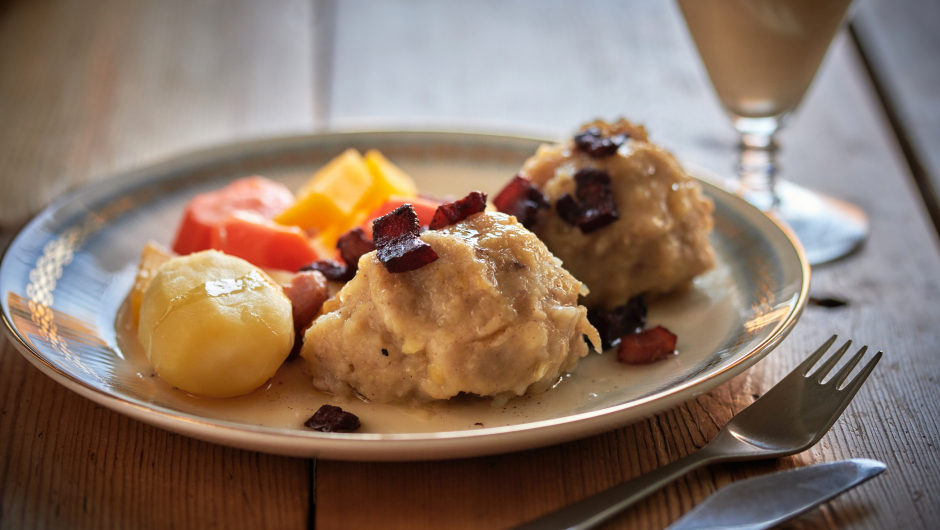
[678,0,867,265]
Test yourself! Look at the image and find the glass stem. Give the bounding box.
[733,117,783,212]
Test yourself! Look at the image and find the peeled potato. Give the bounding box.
[130,241,174,327]
[138,250,294,397]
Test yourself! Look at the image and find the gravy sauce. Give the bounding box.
[114,264,737,434]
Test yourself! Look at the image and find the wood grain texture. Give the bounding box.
[328,0,735,167]
[0,0,317,528]
[0,340,310,530]
[318,2,940,529]
[852,0,940,225]
[3,1,939,529]
[0,0,315,229]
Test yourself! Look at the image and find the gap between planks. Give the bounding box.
[848,22,940,243]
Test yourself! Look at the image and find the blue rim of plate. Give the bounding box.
[0,129,810,460]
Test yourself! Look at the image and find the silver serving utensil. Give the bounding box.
[666,459,886,530]
[514,336,882,530]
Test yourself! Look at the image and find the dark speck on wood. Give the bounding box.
[381,348,389,356]
[808,296,849,308]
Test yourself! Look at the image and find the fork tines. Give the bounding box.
[799,335,883,390]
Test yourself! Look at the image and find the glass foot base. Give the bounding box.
[735,180,869,266]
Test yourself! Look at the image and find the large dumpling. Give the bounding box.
[302,212,599,404]
[138,250,294,397]
[520,119,716,310]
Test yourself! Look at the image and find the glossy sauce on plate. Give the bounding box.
[114,262,737,434]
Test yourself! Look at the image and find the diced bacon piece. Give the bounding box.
[574,127,629,158]
[574,169,620,233]
[617,326,677,365]
[492,175,549,229]
[429,191,488,230]
[284,270,329,332]
[299,259,353,282]
[373,204,438,273]
[361,195,440,239]
[304,405,361,433]
[283,270,330,361]
[555,169,620,233]
[378,237,439,273]
[587,296,648,350]
[336,228,376,270]
[555,193,582,226]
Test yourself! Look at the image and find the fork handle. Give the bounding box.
[513,449,721,530]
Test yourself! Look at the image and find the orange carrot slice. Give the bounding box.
[210,211,320,272]
[172,176,294,255]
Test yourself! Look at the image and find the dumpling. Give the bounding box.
[302,212,599,404]
[520,119,715,310]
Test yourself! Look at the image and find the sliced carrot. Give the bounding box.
[210,211,320,272]
[172,176,294,255]
[361,195,441,238]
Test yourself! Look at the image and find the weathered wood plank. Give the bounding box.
[0,0,316,229]
[319,1,940,529]
[0,0,317,528]
[0,340,311,530]
[852,0,940,228]
[328,0,742,171]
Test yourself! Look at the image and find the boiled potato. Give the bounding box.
[138,250,294,397]
[130,241,174,326]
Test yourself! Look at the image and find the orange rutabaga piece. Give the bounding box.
[275,149,419,246]
[363,149,418,209]
[274,149,374,234]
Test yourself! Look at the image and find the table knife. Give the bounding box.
[666,459,886,530]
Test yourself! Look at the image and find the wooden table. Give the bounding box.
[2,1,938,528]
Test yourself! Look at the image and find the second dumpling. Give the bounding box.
[302,211,599,404]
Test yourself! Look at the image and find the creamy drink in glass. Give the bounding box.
[678,0,867,265]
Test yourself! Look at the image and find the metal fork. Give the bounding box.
[514,335,883,530]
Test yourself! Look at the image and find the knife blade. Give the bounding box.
[666,459,886,530]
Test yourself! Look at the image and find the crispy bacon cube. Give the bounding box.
[284,270,329,332]
[573,168,620,233]
[587,296,647,350]
[283,270,330,360]
[617,325,677,365]
[555,169,620,233]
[492,175,549,229]
[373,204,439,273]
[574,127,628,158]
[429,191,488,230]
[299,259,353,282]
[337,227,376,271]
[304,405,361,433]
[555,193,582,226]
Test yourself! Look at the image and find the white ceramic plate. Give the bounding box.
[0,130,809,461]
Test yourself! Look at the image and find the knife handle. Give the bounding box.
[514,449,721,530]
